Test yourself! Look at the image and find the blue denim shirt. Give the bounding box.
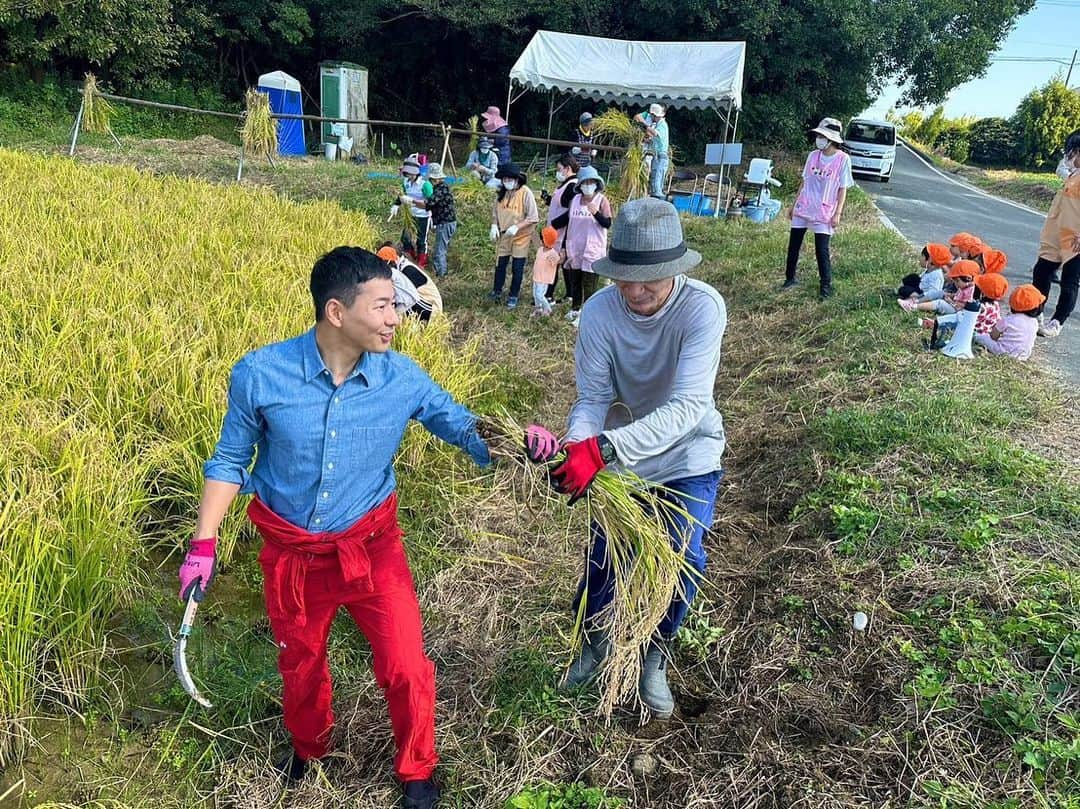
[204,328,490,532]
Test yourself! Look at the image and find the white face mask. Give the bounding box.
[580,182,597,196]
[502,179,517,191]
[555,170,566,183]
[1056,155,1078,180]
[480,147,490,155]
[815,136,830,151]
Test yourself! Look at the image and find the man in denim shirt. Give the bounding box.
[178,246,488,808]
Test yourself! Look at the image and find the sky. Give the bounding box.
[860,0,1079,120]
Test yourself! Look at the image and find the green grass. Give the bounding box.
[0,120,1076,808]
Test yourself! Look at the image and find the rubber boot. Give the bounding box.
[639,641,674,719]
[275,750,307,784]
[402,778,441,809]
[417,252,429,269]
[563,631,610,689]
[942,301,980,359]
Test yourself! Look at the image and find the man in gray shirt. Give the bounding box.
[524,197,726,718]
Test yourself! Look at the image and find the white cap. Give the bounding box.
[649,103,665,117]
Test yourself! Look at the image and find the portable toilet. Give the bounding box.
[256,70,306,156]
[320,62,369,155]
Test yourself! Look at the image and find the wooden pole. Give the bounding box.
[68,99,85,157]
[236,146,245,182]
[95,91,243,119]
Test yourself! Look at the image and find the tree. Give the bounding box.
[1012,78,1080,168]
[968,117,1018,166]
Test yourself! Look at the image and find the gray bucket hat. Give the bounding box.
[591,198,701,282]
[576,165,604,191]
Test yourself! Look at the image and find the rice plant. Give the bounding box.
[591,109,649,202]
[80,73,114,135]
[240,88,277,159]
[483,412,698,718]
[465,114,480,158]
[400,201,419,244]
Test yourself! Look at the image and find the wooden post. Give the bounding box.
[68,99,84,157]
[236,146,245,182]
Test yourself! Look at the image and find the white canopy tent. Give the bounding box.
[507,30,746,196]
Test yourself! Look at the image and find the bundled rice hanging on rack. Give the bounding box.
[465,114,480,159]
[240,89,278,160]
[591,109,650,202]
[483,411,698,719]
[80,74,114,135]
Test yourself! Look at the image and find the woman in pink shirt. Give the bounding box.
[783,117,854,299]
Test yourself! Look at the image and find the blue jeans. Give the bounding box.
[493,255,525,299]
[649,153,669,198]
[433,221,456,277]
[573,469,721,641]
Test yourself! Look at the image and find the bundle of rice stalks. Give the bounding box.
[80,73,114,135]
[240,89,277,160]
[465,114,480,157]
[399,201,419,244]
[591,109,650,202]
[483,412,698,718]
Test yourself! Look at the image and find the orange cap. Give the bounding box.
[974,273,1008,301]
[925,243,952,267]
[980,247,1007,274]
[1009,284,1046,312]
[541,225,558,248]
[948,232,983,254]
[948,259,980,280]
[376,246,398,263]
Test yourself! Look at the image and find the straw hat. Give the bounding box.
[809,117,844,145]
[591,198,701,282]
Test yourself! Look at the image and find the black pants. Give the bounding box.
[1032,254,1080,325]
[401,216,430,258]
[566,267,599,309]
[785,227,832,291]
[493,255,526,299]
[898,273,923,299]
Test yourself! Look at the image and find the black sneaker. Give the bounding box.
[403,779,441,809]
[781,278,798,289]
[819,285,833,299]
[275,750,308,784]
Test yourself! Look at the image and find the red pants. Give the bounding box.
[258,530,437,780]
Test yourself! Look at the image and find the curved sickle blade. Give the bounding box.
[173,593,212,708]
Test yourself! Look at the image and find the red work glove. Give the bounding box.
[178,537,217,602]
[524,424,561,463]
[549,436,607,505]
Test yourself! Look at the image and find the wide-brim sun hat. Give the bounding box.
[495,162,526,184]
[809,117,844,145]
[591,197,701,282]
[481,106,508,132]
[477,136,493,150]
[648,103,665,117]
[576,165,605,191]
[401,156,421,176]
[426,162,446,180]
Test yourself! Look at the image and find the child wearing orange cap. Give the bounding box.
[898,243,951,301]
[531,226,560,317]
[974,284,1045,361]
[922,271,1009,349]
[948,232,984,262]
[977,246,1008,275]
[900,259,978,314]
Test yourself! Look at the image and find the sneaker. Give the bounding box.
[506,296,518,309]
[819,285,833,299]
[1040,318,1062,337]
[402,778,441,809]
[897,298,917,312]
[781,278,798,289]
[639,641,675,719]
[565,309,579,322]
[920,318,935,329]
[274,750,308,784]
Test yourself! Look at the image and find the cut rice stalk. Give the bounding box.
[240,89,278,161]
[80,74,114,135]
[399,203,419,244]
[465,115,480,158]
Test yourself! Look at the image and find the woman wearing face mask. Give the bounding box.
[466,136,500,188]
[1031,129,1080,338]
[783,117,854,299]
[488,163,539,309]
[550,165,613,324]
[544,154,580,302]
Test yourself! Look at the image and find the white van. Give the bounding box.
[844,118,897,182]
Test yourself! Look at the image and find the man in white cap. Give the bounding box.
[634,104,670,198]
[522,197,726,718]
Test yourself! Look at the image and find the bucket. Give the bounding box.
[324,142,338,161]
[743,203,767,224]
[763,199,782,222]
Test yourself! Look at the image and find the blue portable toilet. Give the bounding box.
[257,70,306,156]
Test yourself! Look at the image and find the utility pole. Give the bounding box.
[1067,49,1077,88]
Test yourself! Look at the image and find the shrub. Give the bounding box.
[935,122,971,163]
[1012,78,1080,168]
[968,117,1020,166]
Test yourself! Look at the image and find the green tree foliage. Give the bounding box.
[935,122,971,163]
[1011,78,1080,168]
[0,0,1038,148]
[968,117,1019,166]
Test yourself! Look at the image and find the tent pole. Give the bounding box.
[543,89,555,174]
[506,82,513,126]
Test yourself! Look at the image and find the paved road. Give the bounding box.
[857,142,1077,385]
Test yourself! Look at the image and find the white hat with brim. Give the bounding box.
[809,117,844,145]
[591,197,702,282]
[427,163,446,179]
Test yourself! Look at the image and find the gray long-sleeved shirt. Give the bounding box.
[565,276,727,483]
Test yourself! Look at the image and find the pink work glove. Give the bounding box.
[178,537,217,602]
[524,424,561,463]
